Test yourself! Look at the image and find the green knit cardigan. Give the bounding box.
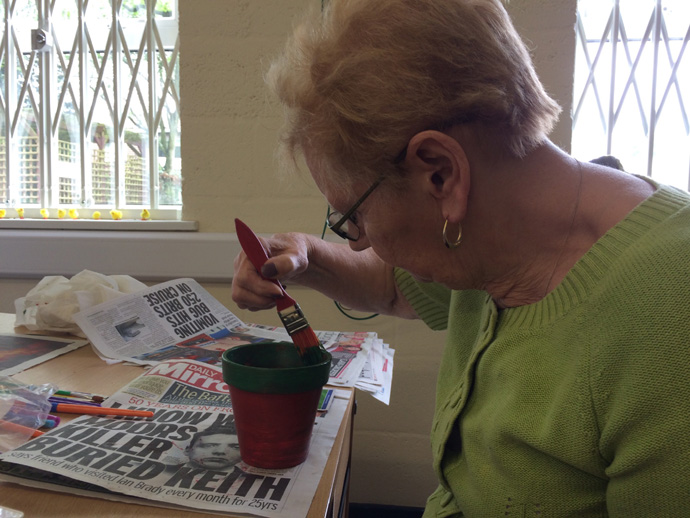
[396,183,690,517]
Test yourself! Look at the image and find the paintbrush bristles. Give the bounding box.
[290,325,320,351]
[278,304,326,364]
[292,327,328,365]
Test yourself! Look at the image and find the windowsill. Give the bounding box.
[0,227,342,283]
[0,227,239,282]
[0,219,198,231]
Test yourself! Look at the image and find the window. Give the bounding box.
[0,0,180,220]
[573,0,690,191]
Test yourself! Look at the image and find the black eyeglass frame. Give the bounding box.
[326,177,383,241]
[325,142,410,241]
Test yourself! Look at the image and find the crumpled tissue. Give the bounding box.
[14,269,147,337]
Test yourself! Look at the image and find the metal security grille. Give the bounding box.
[0,0,180,217]
[573,0,690,191]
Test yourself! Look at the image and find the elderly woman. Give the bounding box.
[232,0,690,516]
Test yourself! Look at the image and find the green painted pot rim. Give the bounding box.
[222,341,331,394]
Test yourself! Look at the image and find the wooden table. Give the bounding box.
[0,314,354,518]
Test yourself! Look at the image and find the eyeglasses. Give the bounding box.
[325,144,408,241]
[326,177,382,241]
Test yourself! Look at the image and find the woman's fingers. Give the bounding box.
[231,252,281,310]
[231,233,309,311]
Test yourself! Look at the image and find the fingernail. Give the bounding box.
[261,263,278,278]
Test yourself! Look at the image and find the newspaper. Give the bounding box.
[73,279,244,367]
[72,279,394,403]
[0,358,350,517]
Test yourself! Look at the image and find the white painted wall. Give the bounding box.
[0,0,577,508]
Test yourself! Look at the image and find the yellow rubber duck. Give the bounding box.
[93,211,101,220]
[57,208,67,219]
[110,209,123,220]
[141,208,151,221]
[16,208,25,219]
[68,208,79,219]
[40,208,49,219]
[0,209,6,219]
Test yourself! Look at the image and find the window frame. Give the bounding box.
[0,0,182,222]
[572,0,690,191]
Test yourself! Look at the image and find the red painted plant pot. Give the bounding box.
[222,342,331,469]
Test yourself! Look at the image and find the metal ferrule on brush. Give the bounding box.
[278,303,310,336]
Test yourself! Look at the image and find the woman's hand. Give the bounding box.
[231,232,310,311]
[232,231,417,318]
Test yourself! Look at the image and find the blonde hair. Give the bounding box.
[267,0,561,186]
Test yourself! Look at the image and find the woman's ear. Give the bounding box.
[405,130,471,222]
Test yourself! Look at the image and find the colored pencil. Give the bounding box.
[49,396,101,407]
[55,390,106,403]
[50,403,153,418]
[235,218,327,364]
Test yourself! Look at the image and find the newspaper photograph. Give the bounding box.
[0,359,350,517]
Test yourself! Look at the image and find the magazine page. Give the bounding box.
[0,359,349,518]
[0,334,88,376]
[73,279,244,366]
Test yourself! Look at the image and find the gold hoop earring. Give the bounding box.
[443,220,462,249]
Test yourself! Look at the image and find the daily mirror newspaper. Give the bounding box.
[0,359,350,517]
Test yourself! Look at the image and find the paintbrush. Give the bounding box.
[235,218,327,365]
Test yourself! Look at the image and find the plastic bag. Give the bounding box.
[14,269,147,337]
[0,377,55,453]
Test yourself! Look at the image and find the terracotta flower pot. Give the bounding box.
[222,342,331,469]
